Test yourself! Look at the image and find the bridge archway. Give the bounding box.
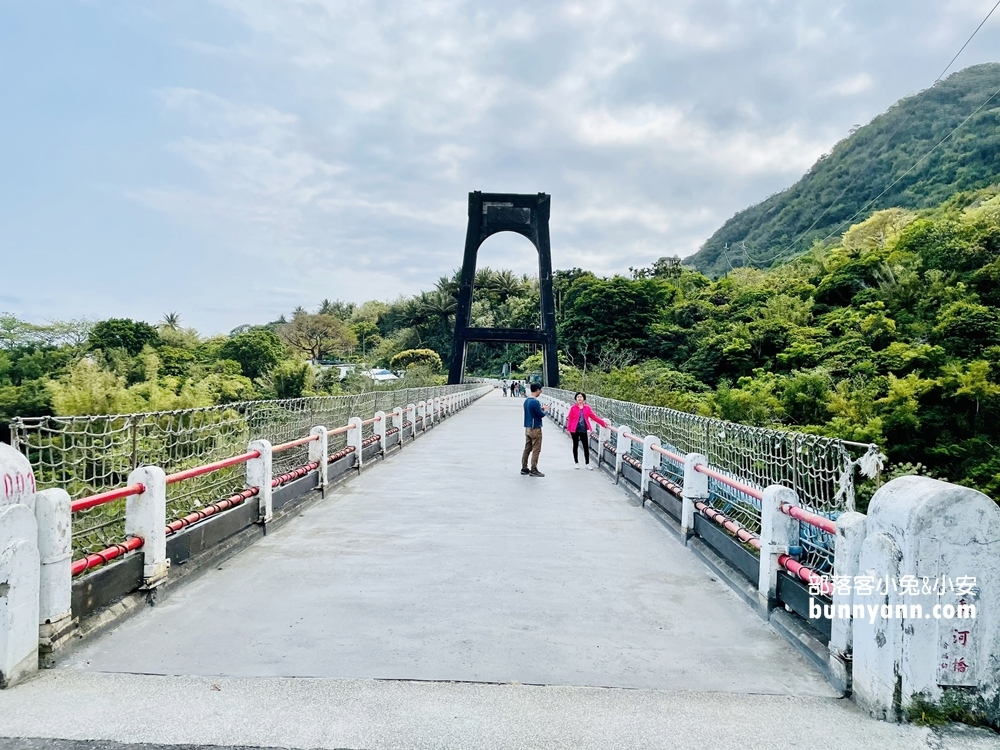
[448,192,559,387]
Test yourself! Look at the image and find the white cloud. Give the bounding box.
[97,0,1000,330]
[831,73,875,96]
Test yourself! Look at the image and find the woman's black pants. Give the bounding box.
[572,431,590,464]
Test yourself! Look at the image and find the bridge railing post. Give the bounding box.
[850,477,1000,724]
[406,405,416,439]
[829,510,867,694]
[35,488,74,653]
[596,425,611,467]
[308,426,328,497]
[758,484,800,606]
[392,407,403,441]
[681,453,708,540]
[347,417,364,470]
[374,411,387,456]
[0,503,39,688]
[125,465,169,587]
[418,401,426,430]
[641,435,660,497]
[247,439,273,523]
[614,424,631,485]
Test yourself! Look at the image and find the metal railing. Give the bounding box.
[11,385,481,555]
[546,387,883,576]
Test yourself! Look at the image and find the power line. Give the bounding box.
[813,79,1000,247]
[770,0,1000,260]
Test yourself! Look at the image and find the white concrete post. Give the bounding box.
[758,485,799,605]
[308,426,328,496]
[347,417,364,470]
[596,425,611,467]
[641,435,660,497]
[247,439,273,523]
[681,453,708,539]
[853,477,1000,724]
[374,411,387,456]
[405,404,416,439]
[125,465,169,587]
[614,424,631,484]
[427,399,435,427]
[34,488,73,651]
[853,531,904,721]
[392,407,403,433]
[0,503,39,688]
[828,510,867,694]
[418,401,426,430]
[830,514,868,649]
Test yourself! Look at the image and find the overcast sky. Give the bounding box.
[3,1,1000,333]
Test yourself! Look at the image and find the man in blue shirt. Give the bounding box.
[521,383,550,477]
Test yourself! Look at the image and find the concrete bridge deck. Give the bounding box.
[1,391,996,749]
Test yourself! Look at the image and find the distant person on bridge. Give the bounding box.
[502,381,508,397]
[521,382,550,477]
[567,392,607,470]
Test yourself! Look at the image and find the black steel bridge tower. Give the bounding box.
[448,191,559,387]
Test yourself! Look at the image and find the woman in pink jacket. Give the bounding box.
[566,392,608,469]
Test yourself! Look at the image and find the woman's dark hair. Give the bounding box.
[574,392,587,401]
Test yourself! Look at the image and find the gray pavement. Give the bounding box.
[60,390,829,695]
[1,671,998,750]
[2,391,995,748]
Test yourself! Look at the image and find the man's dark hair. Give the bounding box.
[530,383,542,393]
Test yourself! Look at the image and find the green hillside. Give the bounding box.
[689,63,1000,276]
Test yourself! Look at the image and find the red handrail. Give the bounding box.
[694,464,764,501]
[619,431,644,444]
[71,536,143,576]
[71,483,146,513]
[271,435,319,453]
[780,503,837,534]
[651,444,684,464]
[780,554,834,597]
[361,416,380,426]
[165,450,261,485]
[329,424,351,435]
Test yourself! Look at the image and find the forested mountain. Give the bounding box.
[688,63,1000,276]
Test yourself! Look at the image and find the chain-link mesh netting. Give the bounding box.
[547,388,883,575]
[11,385,482,555]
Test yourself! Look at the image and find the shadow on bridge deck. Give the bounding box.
[59,390,830,696]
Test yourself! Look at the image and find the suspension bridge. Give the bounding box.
[0,385,998,749]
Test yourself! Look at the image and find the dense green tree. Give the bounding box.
[390,348,442,372]
[218,329,285,379]
[88,318,160,356]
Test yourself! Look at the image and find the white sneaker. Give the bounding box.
[574,464,581,470]
[585,464,593,470]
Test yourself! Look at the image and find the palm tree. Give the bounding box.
[435,274,460,300]
[161,312,181,331]
[420,291,457,336]
[492,269,524,302]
